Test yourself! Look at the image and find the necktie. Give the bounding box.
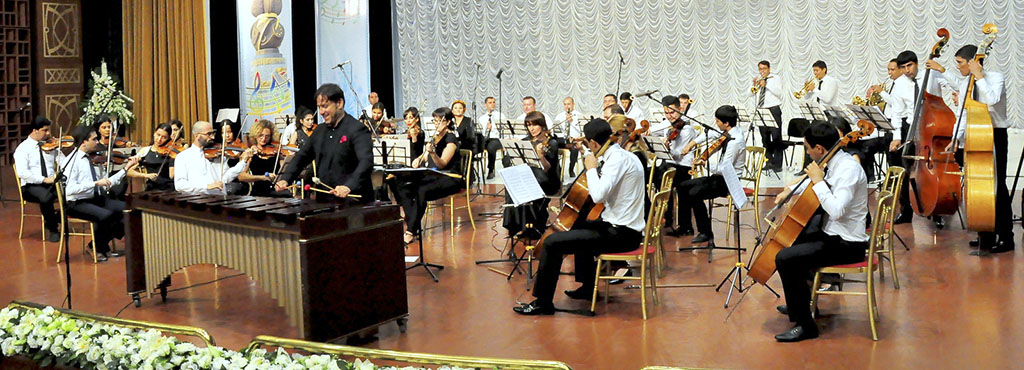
[817,80,823,103]
[913,80,920,103]
[37,146,48,177]
[757,84,766,107]
[88,160,100,198]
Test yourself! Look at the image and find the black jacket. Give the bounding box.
[280,113,374,199]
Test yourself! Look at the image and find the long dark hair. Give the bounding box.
[432,107,455,131]
[153,123,173,146]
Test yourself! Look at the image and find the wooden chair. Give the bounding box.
[445,149,476,236]
[724,146,766,242]
[591,189,671,320]
[12,165,46,241]
[875,166,906,289]
[54,184,99,263]
[810,191,895,341]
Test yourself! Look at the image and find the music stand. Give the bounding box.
[499,139,542,168]
[384,167,462,282]
[797,102,827,121]
[735,107,754,146]
[500,120,528,139]
[375,137,411,166]
[823,105,849,121]
[750,107,781,179]
[846,104,893,132]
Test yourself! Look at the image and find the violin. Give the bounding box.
[531,130,552,153]
[689,134,730,176]
[40,136,74,152]
[302,123,317,137]
[251,141,299,160]
[154,143,187,159]
[90,150,130,165]
[203,139,247,159]
[100,136,136,148]
[667,129,679,142]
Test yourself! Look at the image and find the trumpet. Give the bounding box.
[750,75,771,94]
[852,80,887,109]
[793,78,815,99]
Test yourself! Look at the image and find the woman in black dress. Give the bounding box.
[289,106,316,148]
[404,107,426,160]
[239,119,287,197]
[127,123,176,191]
[451,100,476,152]
[502,111,561,238]
[388,107,465,244]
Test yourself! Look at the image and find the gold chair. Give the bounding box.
[724,146,766,242]
[12,165,46,241]
[653,167,676,276]
[445,149,476,236]
[558,148,570,181]
[591,189,671,320]
[810,191,895,341]
[875,166,906,289]
[54,184,99,263]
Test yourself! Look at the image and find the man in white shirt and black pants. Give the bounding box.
[513,119,646,315]
[14,116,62,242]
[675,105,746,244]
[62,125,140,261]
[478,96,507,179]
[752,61,784,171]
[553,97,583,176]
[800,60,840,111]
[934,44,1013,253]
[654,96,699,236]
[174,121,250,195]
[860,58,902,182]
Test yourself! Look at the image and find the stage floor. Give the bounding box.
[1,179,1022,369]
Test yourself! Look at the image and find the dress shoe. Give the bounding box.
[932,216,945,229]
[512,300,555,315]
[107,250,123,258]
[775,324,819,342]
[691,233,713,244]
[47,230,60,243]
[969,238,980,248]
[87,246,108,262]
[989,240,1015,254]
[564,286,596,300]
[486,171,495,180]
[894,213,913,224]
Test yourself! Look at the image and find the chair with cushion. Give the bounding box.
[444,149,476,236]
[12,165,46,241]
[590,189,671,320]
[721,146,767,242]
[874,166,906,288]
[810,191,895,341]
[54,184,99,263]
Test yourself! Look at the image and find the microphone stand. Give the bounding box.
[337,62,361,117]
[616,51,625,98]
[50,144,81,309]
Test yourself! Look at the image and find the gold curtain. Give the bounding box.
[122,0,208,143]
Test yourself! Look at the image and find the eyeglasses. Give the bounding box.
[199,131,216,136]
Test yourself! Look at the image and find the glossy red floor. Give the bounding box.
[1,176,1022,369]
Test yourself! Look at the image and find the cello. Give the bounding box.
[903,28,961,217]
[954,24,999,231]
[747,120,874,284]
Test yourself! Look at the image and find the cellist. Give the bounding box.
[772,121,870,342]
[934,44,1012,254]
[513,119,645,316]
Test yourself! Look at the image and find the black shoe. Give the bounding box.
[969,238,980,248]
[894,213,913,224]
[665,228,694,237]
[86,245,108,262]
[932,216,945,229]
[564,286,596,300]
[990,240,1015,254]
[107,250,123,258]
[47,230,60,243]
[776,305,789,315]
[774,324,819,342]
[513,300,555,315]
[608,268,633,285]
[691,233,713,244]
[486,171,495,180]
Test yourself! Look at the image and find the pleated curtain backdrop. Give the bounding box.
[394,0,1021,127]
[122,0,209,143]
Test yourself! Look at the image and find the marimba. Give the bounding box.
[124,191,407,341]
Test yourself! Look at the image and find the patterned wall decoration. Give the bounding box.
[41,2,79,58]
[43,68,81,84]
[45,94,80,131]
[394,0,1021,128]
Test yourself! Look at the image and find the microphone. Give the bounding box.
[118,92,135,104]
[331,60,351,70]
[618,51,625,65]
[495,68,504,79]
[17,102,31,112]
[636,89,660,98]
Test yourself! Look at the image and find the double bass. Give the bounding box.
[747,120,874,284]
[954,24,999,231]
[903,28,960,217]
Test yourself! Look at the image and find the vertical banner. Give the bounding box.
[237,0,297,134]
[315,0,371,118]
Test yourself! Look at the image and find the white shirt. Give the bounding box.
[586,143,646,233]
[888,73,943,139]
[751,73,783,108]
[791,150,869,242]
[667,120,698,167]
[624,103,646,123]
[945,69,1008,145]
[14,137,61,186]
[553,110,584,138]
[280,124,297,146]
[61,151,127,202]
[477,110,508,139]
[877,78,898,105]
[516,112,554,126]
[707,126,746,176]
[173,144,247,194]
[362,105,389,120]
[802,75,840,107]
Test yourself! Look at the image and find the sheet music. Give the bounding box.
[499,139,542,167]
[499,164,545,206]
[734,107,752,123]
[846,104,893,131]
[642,136,674,161]
[215,108,240,123]
[720,164,747,210]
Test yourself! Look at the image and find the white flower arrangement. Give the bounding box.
[0,305,473,370]
[79,60,135,127]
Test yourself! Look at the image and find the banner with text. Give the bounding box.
[315,0,371,118]
[236,0,297,134]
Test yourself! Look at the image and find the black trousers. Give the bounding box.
[677,175,729,237]
[956,128,1014,245]
[532,220,642,304]
[858,134,892,183]
[484,138,502,172]
[388,174,464,233]
[887,120,912,214]
[20,184,59,231]
[67,197,126,254]
[568,147,579,174]
[776,234,867,326]
[757,106,784,168]
[653,162,693,230]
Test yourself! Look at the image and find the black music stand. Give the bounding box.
[385,167,459,282]
[735,107,754,147]
[798,102,827,121]
[500,120,528,140]
[750,107,782,179]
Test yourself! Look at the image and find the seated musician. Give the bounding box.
[94,114,131,200]
[674,105,746,244]
[369,102,393,134]
[513,118,645,315]
[654,96,699,236]
[127,122,176,191]
[502,111,561,239]
[168,119,185,147]
[404,107,426,161]
[173,121,251,195]
[283,106,315,147]
[553,97,582,176]
[452,100,477,152]
[275,83,374,200]
[478,96,507,180]
[387,107,465,244]
[772,121,869,342]
[237,119,289,197]
[14,116,62,242]
[62,125,141,261]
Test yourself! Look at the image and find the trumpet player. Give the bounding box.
[797,60,839,108]
[553,97,583,176]
[751,60,784,172]
[858,58,902,182]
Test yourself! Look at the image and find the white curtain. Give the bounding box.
[394,0,1021,128]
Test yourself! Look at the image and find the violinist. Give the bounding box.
[655,96,698,236]
[513,119,645,316]
[126,123,177,191]
[173,121,251,195]
[13,116,62,242]
[238,120,287,197]
[772,121,869,342]
[368,102,394,134]
[452,100,476,152]
[935,44,1012,253]
[286,106,316,148]
[674,105,746,244]
[168,119,185,147]
[96,114,135,148]
[404,107,426,159]
[477,97,507,180]
[60,125,141,261]
[387,107,464,244]
[619,92,646,123]
[501,111,560,239]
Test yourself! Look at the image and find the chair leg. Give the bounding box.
[604,262,611,305]
[753,197,761,235]
[649,255,658,304]
[449,196,455,237]
[590,259,603,313]
[889,242,901,290]
[465,191,476,230]
[90,224,97,264]
[877,251,886,281]
[39,217,45,242]
[18,207,25,239]
[725,198,734,242]
[640,257,648,320]
[868,270,879,340]
[810,271,823,318]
